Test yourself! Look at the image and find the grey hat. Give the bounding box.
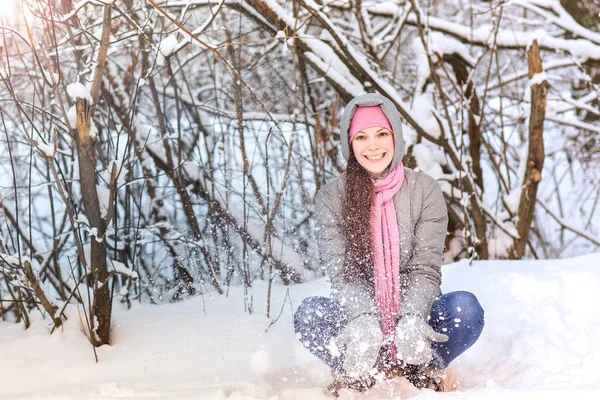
[339,93,405,170]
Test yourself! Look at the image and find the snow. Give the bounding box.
[487,227,515,259]
[0,253,31,268]
[368,4,600,61]
[100,159,129,185]
[260,0,364,95]
[157,34,179,65]
[201,176,315,283]
[512,0,600,46]
[36,141,56,158]
[108,259,138,280]
[67,105,77,127]
[0,202,47,256]
[530,71,548,86]
[408,30,475,141]
[480,59,575,93]
[504,187,521,214]
[90,122,98,139]
[2,254,600,399]
[97,185,110,220]
[74,214,90,228]
[412,143,445,180]
[251,350,271,374]
[66,82,93,104]
[410,89,442,139]
[537,201,600,248]
[59,0,87,22]
[41,67,59,85]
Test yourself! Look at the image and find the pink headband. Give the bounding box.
[348,105,393,143]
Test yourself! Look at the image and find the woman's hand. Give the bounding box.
[334,314,383,377]
[395,315,448,365]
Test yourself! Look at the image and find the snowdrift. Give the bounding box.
[1,254,599,399]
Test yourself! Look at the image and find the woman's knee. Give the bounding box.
[443,291,484,327]
[293,296,342,333]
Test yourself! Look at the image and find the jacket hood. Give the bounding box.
[339,93,405,170]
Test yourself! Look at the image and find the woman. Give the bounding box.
[294,93,484,393]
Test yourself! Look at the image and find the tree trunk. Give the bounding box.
[509,40,547,259]
[75,98,111,346]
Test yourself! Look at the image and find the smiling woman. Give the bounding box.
[294,93,484,395]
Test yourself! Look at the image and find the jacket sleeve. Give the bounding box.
[399,178,448,320]
[314,188,377,322]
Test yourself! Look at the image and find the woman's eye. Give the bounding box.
[355,135,365,140]
[379,131,389,136]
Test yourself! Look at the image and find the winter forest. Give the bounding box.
[0,0,599,399]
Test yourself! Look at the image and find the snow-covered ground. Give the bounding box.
[2,254,600,399]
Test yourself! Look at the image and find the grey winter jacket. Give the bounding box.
[315,93,448,323]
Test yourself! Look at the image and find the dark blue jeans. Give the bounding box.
[294,291,484,372]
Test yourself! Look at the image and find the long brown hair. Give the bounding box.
[342,148,374,282]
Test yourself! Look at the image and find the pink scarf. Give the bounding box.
[371,163,404,358]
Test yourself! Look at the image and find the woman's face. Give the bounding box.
[351,126,394,177]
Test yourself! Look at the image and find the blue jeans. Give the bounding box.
[294,291,484,372]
